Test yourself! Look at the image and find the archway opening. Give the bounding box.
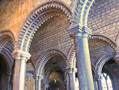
[44,55,66,90]
[0,55,9,90]
[101,59,119,90]
[48,70,64,90]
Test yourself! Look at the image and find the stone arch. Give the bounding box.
[35,49,67,77]
[91,33,117,52]
[0,30,15,46]
[0,30,15,90]
[95,52,115,76]
[17,1,73,52]
[0,30,15,72]
[72,0,95,26]
[67,34,116,71]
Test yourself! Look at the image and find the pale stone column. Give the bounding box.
[66,68,77,90]
[65,71,70,90]
[35,75,43,90]
[68,24,94,90]
[13,50,31,90]
[45,84,49,90]
[96,74,103,90]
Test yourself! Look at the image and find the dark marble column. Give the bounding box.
[68,24,94,90]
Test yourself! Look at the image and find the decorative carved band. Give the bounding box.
[17,1,72,52]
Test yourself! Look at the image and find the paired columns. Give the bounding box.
[68,24,94,90]
[13,49,31,90]
[66,67,77,90]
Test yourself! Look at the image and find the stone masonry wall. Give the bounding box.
[30,14,73,64]
[88,0,119,40]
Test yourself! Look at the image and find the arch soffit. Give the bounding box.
[91,34,117,52]
[67,34,117,70]
[0,30,16,47]
[17,1,73,52]
[35,49,67,76]
[95,52,115,75]
[0,30,15,73]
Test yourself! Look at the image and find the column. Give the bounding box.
[95,74,102,90]
[96,74,103,90]
[13,49,31,90]
[35,74,43,90]
[45,84,49,90]
[65,71,70,90]
[66,68,77,90]
[68,24,94,90]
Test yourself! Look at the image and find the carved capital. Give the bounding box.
[66,67,77,73]
[36,74,43,80]
[12,49,31,62]
[94,73,103,81]
[68,24,92,39]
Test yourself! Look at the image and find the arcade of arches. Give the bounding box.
[1,0,119,90]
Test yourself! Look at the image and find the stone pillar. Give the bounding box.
[65,71,70,90]
[68,24,94,90]
[45,84,49,90]
[97,74,103,90]
[13,50,31,90]
[95,74,103,90]
[66,68,77,90]
[35,75,43,90]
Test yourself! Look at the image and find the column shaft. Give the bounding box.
[19,59,27,90]
[69,72,76,90]
[75,37,94,90]
[13,59,21,90]
[13,50,31,90]
[97,79,103,90]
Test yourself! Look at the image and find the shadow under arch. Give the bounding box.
[35,49,67,77]
[35,49,67,90]
[0,30,16,46]
[0,30,15,90]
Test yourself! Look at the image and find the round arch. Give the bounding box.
[17,1,72,52]
[35,49,67,77]
[0,30,15,73]
[0,30,15,47]
[72,0,95,26]
[95,52,115,75]
[67,34,117,71]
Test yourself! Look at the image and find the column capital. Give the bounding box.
[68,24,92,38]
[94,73,103,81]
[36,74,43,80]
[66,67,77,73]
[12,49,31,61]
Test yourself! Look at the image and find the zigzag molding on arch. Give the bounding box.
[17,1,73,52]
[67,34,117,69]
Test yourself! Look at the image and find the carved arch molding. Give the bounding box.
[67,34,117,70]
[0,30,15,74]
[17,1,73,52]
